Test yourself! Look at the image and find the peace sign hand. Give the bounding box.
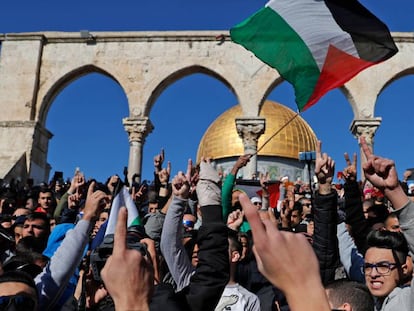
[314,141,335,185]
[343,152,357,181]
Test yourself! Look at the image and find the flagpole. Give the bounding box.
[254,112,300,155]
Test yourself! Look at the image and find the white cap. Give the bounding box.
[250,196,262,204]
[281,176,289,182]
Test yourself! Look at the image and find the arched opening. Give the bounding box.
[267,81,357,181]
[141,73,236,181]
[375,74,414,177]
[46,73,129,183]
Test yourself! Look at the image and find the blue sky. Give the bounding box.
[1,1,413,184]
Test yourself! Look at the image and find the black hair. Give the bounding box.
[292,201,303,214]
[25,212,51,236]
[0,270,37,292]
[16,236,49,256]
[367,229,409,266]
[326,279,374,311]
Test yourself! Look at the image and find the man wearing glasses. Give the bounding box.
[360,137,414,311]
[363,230,410,310]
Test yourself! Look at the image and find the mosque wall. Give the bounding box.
[0,31,412,183]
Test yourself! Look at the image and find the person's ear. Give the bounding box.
[400,255,413,277]
[334,302,352,311]
[231,250,240,263]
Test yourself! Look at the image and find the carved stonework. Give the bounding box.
[350,118,382,180]
[350,118,382,146]
[123,117,154,144]
[235,118,266,152]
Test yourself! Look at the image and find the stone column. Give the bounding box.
[235,118,266,179]
[350,118,382,180]
[123,117,154,185]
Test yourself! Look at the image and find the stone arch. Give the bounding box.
[38,65,126,126]
[377,67,414,100]
[260,77,291,112]
[0,31,412,183]
[144,65,238,117]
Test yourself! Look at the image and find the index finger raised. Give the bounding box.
[87,181,95,197]
[316,140,322,158]
[344,152,351,166]
[113,207,128,254]
[360,136,373,159]
[240,193,267,242]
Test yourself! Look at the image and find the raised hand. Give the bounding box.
[68,170,85,195]
[231,154,251,175]
[68,192,81,209]
[101,207,154,311]
[259,172,270,196]
[171,171,190,200]
[227,209,244,231]
[83,181,109,221]
[360,136,407,209]
[343,152,357,182]
[240,193,330,310]
[154,148,165,173]
[131,183,147,202]
[106,175,120,195]
[360,136,398,191]
[158,165,171,186]
[315,140,335,185]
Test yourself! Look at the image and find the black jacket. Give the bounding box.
[150,204,229,311]
[312,190,340,286]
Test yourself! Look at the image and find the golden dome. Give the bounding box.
[197,100,318,162]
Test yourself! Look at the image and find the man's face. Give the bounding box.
[22,218,48,239]
[25,198,35,211]
[92,211,109,237]
[384,216,401,233]
[364,247,402,298]
[38,192,53,209]
[14,226,23,245]
[290,210,301,227]
[148,203,158,214]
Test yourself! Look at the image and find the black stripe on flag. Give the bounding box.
[324,0,398,62]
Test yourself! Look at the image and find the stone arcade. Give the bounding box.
[0,31,413,183]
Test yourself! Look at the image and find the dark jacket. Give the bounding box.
[151,204,229,311]
[312,190,340,286]
[343,180,370,255]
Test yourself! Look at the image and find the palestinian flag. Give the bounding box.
[105,186,141,236]
[230,0,398,112]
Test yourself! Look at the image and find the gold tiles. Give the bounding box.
[196,100,318,162]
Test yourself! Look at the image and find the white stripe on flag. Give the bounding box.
[105,186,139,236]
[266,0,358,70]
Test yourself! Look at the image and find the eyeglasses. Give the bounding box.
[253,202,262,205]
[363,261,398,276]
[0,294,36,310]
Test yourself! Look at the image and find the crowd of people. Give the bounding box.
[0,137,413,311]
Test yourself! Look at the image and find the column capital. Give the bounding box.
[350,118,382,145]
[235,118,266,153]
[122,117,154,143]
